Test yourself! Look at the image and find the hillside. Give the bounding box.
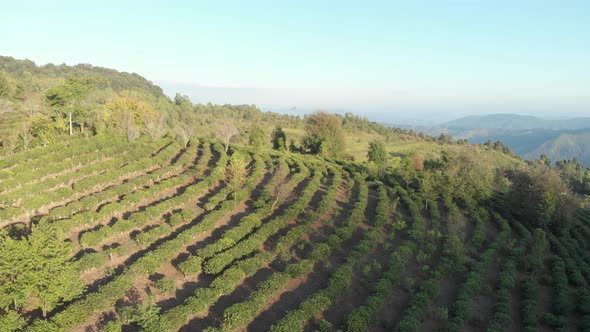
[0,133,588,332]
[411,114,590,166]
[524,131,590,166]
[1,58,589,332]
[444,114,590,131]
[0,55,175,152]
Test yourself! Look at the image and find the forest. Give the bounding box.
[1,56,590,331]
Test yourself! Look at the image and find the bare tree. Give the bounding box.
[19,122,33,151]
[216,123,239,153]
[123,111,140,141]
[145,113,168,141]
[176,122,194,148]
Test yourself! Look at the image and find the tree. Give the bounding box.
[144,113,168,141]
[45,77,91,136]
[554,158,584,193]
[367,140,387,166]
[0,235,32,312]
[271,127,287,151]
[106,93,157,141]
[249,126,265,148]
[301,112,345,158]
[420,172,439,210]
[216,123,239,153]
[584,168,590,195]
[18,122,33,151]
[396,158,416,190]
[175,122,194,148]
[118,298,161,331]
[0,225,84,318]
[0,310,26,332]
[27,224,85,317]
[226,152,249,201]
[508,164,577,230]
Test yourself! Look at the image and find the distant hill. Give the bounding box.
[523,131,590,165]
[444,114,590,131]
[410,114,590,166]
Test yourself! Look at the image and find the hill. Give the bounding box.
[523,131,590,165]
[444,114,590,131]
[411,114,590,166]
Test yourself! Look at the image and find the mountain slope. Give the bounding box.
[524,131,590,165]
[444,114,590,131]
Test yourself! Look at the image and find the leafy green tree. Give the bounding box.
[420,171,439,209]
[0,235,31,311]
[508,164,577,230]
[396,158,416,190]
[271,127,287,151]
[554,158,585,193]
[46,77,91,135]
[367,139,387,166]
[0,225,84,318]
[226,152,249,201]
[118,300,161,331]
[0,310,26,332]
[443,234,464,265]
[301,112,345,158]
[249,126,265,147]
[28,224,85,317]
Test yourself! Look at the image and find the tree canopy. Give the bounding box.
[301,112,345,158]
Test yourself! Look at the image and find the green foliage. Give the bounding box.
[0,224,85,317]
[249,125,265,147]
[508,164,577,230]
[367,139,387,165]
[271,126,287,151]
[178,256,203,277]
[301,112,346,158]
[76,252,107,272]
[226,152,250,198]
[0,310,26,332]
[154,278,175,293]
[117,300,161,331]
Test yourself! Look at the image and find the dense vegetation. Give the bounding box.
[1,57,590,332]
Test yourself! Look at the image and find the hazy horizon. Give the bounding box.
[2,0,588,122]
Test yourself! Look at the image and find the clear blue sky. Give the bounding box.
[1,0,589,120]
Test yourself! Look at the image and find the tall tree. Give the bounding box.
[367,139,387,166]
[508,164,577,230]
[0,235,32,312]
[216,123,239,153]
[45,76,91,135]
[225,152,249,201]
[28,225,85,317]
[301,112,345,158]
[420,171,439,210]
[0,225,84,318]
[249,126,265,148]
[271,127,287,151]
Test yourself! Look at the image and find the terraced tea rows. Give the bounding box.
[0,135,589,332]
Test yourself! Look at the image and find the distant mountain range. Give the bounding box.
[408,114,590,167]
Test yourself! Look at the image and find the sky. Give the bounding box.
[1,0,589,123]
